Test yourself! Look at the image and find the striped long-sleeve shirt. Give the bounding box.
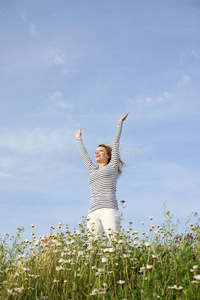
[76,120,123,214]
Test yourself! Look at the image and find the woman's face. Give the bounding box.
[95,146,110,164]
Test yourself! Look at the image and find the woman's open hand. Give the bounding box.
[75,129,82,138]
[119,112,129,122]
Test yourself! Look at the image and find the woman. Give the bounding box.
[75,112,128,237]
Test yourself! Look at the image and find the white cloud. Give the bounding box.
[57,100,74,109]
[29,23,37,36]
[49,91,62,102]
[192,49,199,58]
[162,91,173,99]
[44,49,65,66]
[127,90,174,107]
[0,6,5,15]
[145,97,154,106]
[0,171,14,179]
[21,14,27,21]
[0,127,73,155]
[182,74,190,85]
[49,90,74,110]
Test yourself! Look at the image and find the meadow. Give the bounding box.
[0,201,199,299]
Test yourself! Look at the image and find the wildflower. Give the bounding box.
[146,264,153,270]
[117,280,125,284]
[152,254,158,259]
[118,239,124,244]
[193,265,198,270]
[145,242,151,247]
[194,275,200,280]
[50,225,55,229]
[53,279,59,283]
[14,287,24,292]
[149,216,153,220]
[7,289,13,294]
[102,257,108,263]
[109,247,115,253]
[90,288,99,295]
[35,240,40,246]
[102,282,108,288]
[31,224,35,228]
[99,291,106,295]
[98,268,104,273]
[103,248,109,253]
[56,266,65,271]
[139,267,146,273]
[78,250,84,257]
[134,241,138,246]
[22,267,30,272]
[191,280,197,284]
[141,221,145,225]
[168,285,183,290]
[123,254,130,258]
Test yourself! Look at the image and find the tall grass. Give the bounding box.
[0,202,200,299]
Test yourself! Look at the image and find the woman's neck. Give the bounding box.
[98,163,107,169]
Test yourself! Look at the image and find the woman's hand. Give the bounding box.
[119,112,129,122]
[75,129,82,138]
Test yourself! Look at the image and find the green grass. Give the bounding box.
[0,203,200,299]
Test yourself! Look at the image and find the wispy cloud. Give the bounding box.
[44,49,65,66]
[49,90,74,110]
[21,14,37,37]
[127,90,173,107]
[0,6,5,15]
[182,74,190,86]
[29,23,37,36]
[0,127,73,155]
[192,49,200,58]
[0,171,15,179]
[21,13,27,21]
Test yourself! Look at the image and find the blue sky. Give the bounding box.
[0,0,200,239]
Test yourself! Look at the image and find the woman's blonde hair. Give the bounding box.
[98,144,125,176]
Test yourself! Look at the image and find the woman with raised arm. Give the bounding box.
[75,112,128,238]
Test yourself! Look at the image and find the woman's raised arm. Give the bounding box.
[119,111,129,122]
[75,129,97,173]
[110,112,129,169]
[75,129,82,139]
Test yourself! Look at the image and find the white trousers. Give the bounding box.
[87,208,120,237]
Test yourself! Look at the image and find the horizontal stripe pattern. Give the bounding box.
[76,120,123,214]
